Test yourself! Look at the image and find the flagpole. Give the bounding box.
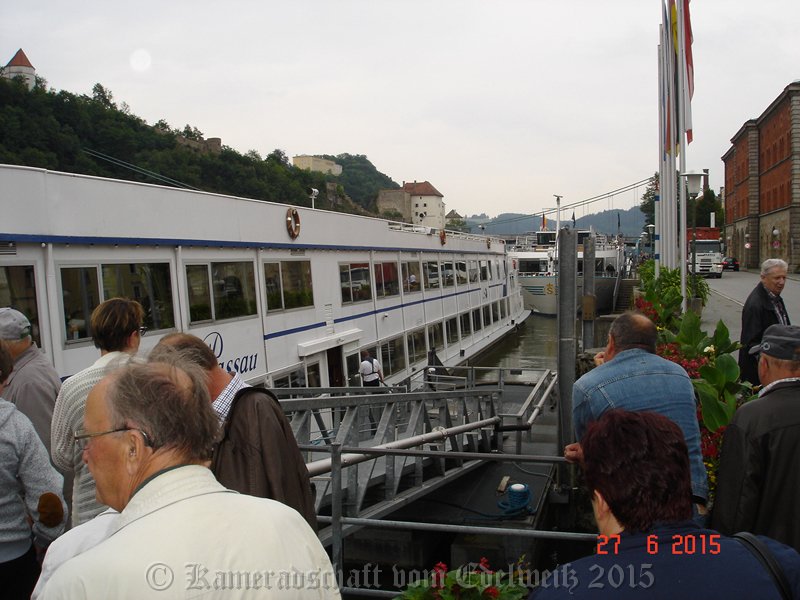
[656,35,664,279]
[676,0,688,312]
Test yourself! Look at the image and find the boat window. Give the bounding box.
[482,305,492,328]
[346,352,361,386]
[212,262,257,320]
[460,312,471,337]
[0,266,42,347]
[273,365,302,389]
[441,261,454,288]
[455,261,468,285]
[401,261,421,293]
[102,263,175,330]
[492,302,500,323]
[472,308,483,332]
[186,265,212,322]
[428,321,444,352]
[264,260,314,312]
[445,317,459,346]
[340,263,372,304]
[381,336,406,377]
[494,260,501,279]
[60,266,100,341]
[306,362,321,388]
[468,261,479,283]
[423,261,440,290]
[500,299,508,320]
[479,260,489,281]
[374,262,400,298]
[407,328,427,365]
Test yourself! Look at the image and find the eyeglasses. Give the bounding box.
[136,326,148,337]
[74,427,153,448]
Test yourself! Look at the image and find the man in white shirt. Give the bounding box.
[359,350,384,387]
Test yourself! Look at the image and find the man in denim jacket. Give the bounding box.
[564,312,708,510]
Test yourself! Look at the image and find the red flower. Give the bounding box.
[484,586,500,598]
[478,557,493,573]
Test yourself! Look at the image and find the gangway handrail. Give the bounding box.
[305,415,501,477]
[279,388,497,412]
[526,373,558,427]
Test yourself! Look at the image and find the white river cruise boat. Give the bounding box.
[509,230,622,316]
[0,164,528,386]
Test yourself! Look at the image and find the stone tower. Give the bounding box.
[3,48,36,90]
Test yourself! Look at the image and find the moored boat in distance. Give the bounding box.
[0,164,528,386]
[509,229,623,315]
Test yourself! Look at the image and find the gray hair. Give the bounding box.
[104,353,220,460]
[761,258,788,276]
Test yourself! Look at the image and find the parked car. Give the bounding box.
[722,256,740,271]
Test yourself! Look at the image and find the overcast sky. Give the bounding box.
[3,1,798,219]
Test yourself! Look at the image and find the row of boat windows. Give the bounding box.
[1,257,506,344]
[517,258,613,274]
[341,259,504,304]
[272,299,510,389]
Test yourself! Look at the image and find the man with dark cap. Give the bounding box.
[713,324,800,551]
[0,308,61,452]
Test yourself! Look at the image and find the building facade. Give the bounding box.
[376,181,446,229]
[292,155,342,176]
[723,82,800,271]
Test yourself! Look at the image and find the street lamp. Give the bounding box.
[679,171,705,313]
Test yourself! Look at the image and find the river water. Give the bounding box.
[472,313,558,371]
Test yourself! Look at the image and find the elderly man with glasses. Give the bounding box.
[50,298,145,526]
[39,355,339,600]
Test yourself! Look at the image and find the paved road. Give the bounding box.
[702,269,800,359]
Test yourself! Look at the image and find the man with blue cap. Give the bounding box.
[713,324,800,551]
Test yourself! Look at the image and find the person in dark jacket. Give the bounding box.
[150,334,317,529]
[713,324,800,552]
[739,258,790,385]
[530,410,800,599]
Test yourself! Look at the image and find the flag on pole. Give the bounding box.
[571,211,576,228]
[541,214,547,230]
[673,0,694,144]
[680,0,694,143]
[617,212,621,232]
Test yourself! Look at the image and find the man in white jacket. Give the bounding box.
[41,353,339,599]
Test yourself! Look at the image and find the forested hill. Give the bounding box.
[0,77,398,213]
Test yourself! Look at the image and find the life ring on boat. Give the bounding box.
[439,229,447,245]
[286,208,301,239]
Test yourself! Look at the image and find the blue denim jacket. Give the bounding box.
[572,348,709,502]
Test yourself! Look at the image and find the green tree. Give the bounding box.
[639,172,658,226]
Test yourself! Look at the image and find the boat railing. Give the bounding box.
[385,220,500,246]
